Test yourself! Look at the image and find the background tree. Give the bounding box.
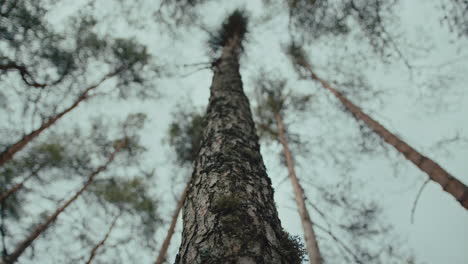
[154,103,204,264]
[254,73,321,264]
[1,113,161,264]
[285,42,468,210]
[0,0,160,167]
[253,71,417,263]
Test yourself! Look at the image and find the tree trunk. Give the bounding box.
[1,201,7,258]
[175,35,298,263]
[0,165,43,203]
[154,181,189,264]
[0,69,121,167]
[3,146,122,264]
[304,65,468,210]
[274,113,322,264]
[85,213,120,264]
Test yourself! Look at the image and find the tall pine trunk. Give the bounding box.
[175,12,301,264]
[304,65,468,210]
[274,113,322,264]
[3,144,123,264]
[154,181,189,264]
[85,213,120,264]
[0,69,121,167]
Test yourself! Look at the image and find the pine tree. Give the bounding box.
[84,213,121,264]
[0,39,151,167]
[286,43,468,210]
[0,1,155,167]
[155,184,188,264]
[174,10,305,263]
[0,142,66,203]
[155,107,203,264]
[88,175,161,263]
[3,139,126,264]
[2,113,156,263]
[254,75,321,264]
[253,71,419,263]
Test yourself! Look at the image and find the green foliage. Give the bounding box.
[284,42,310,77]
[90,177,161,239]
[278,231,307,264]
[440,1,468,37]
[0,0,157,95]
[0,139,68,221]
[112,38,150,67]
[208,9,249,55]
[122,113,147,136]
[254,70,313,140]
[287,0,398,57]
[85,113,147,165]
[0,0,48,44]
[29,143,65,167]
[110,38,155,99]
[168,106,204,165]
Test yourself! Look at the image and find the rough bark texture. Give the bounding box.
[275,114,322,264]
[3,145,122,264]
[304,65,468,210]
[175,38,297,263]
[0,70,120,167]
[85,214,120,264]
[154,181,189,264]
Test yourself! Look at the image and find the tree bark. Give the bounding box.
[3,145,122,264]
[0,69,121,167]
[274,113,322,264]
[303,64,468,210]
[175,35,297,263]
[85,213,120,264]
[154,181,189,264]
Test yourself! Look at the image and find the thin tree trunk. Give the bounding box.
[85,213,120,264]
[1,201,7,258]
[175,29,297,264]
[0,69,121,167]
[274,113,322,264]
[154,181,189,264]
[3,145,122,264]
[303,64,468,210]
[0,165,43,203]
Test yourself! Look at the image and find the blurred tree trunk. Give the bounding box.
[154,181,189,264]
[85,213,120,264]
[175,13,299,264]
[0,70,121,167]
[303,65,468,210]
[3,144,123,264]
[0,166,42,203]
[1,201,7,258]
[274,113,322,264]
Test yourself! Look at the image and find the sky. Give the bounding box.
[2,0,468,263]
